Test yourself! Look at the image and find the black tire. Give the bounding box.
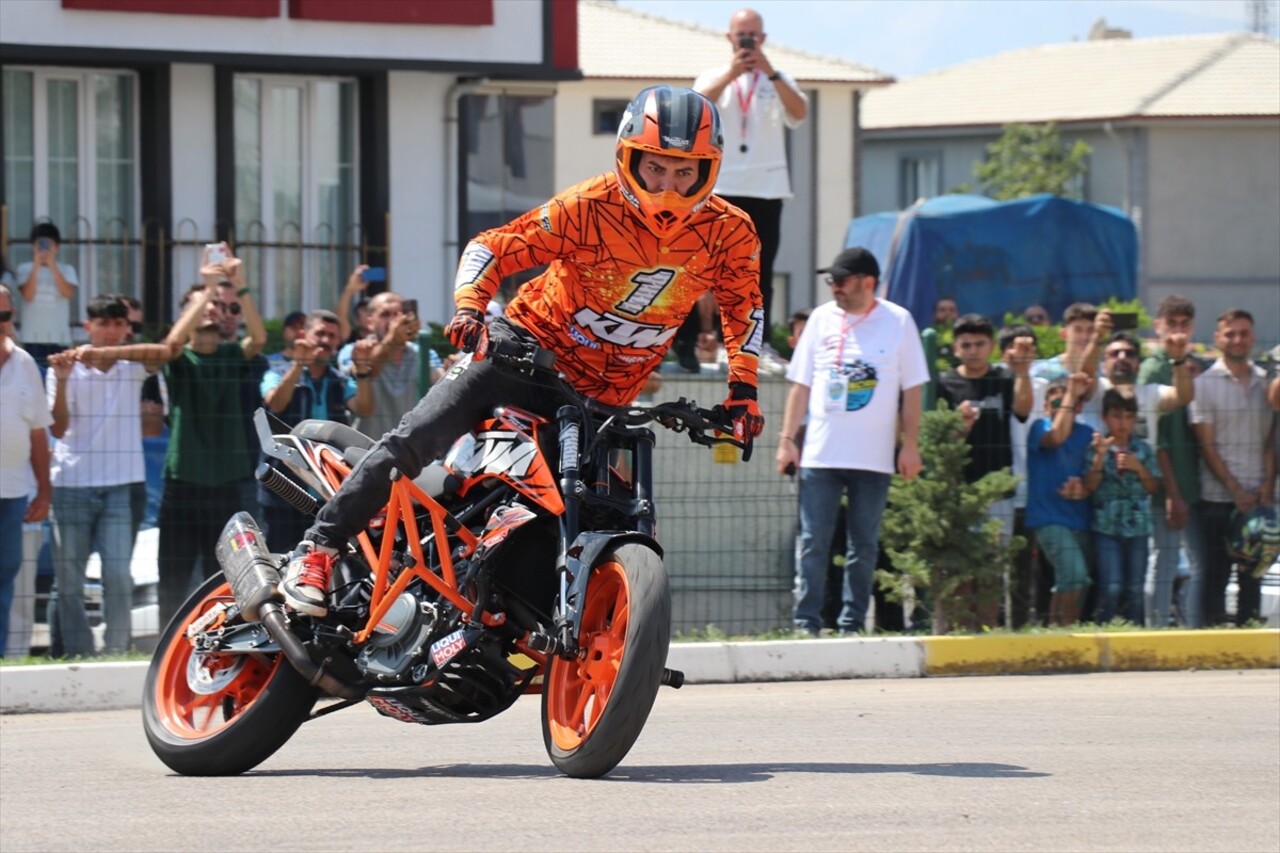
[541,543,671,778]
[142,574,317,776]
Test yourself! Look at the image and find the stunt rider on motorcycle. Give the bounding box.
[280,85,767,616]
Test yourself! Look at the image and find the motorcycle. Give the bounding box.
[141,338,751,778]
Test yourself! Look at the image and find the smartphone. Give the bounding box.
[360,266,387,284]
[37,237,52,253]
[400,298,418,317]
[204,242,228,267]
[737,36,756,50]
[1110,312,1138,330]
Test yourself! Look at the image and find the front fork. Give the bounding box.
[554,405,585,654]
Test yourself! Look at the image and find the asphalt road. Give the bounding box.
[1,671,1277,852]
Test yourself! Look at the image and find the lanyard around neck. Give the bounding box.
[836,301,877,366]
[732,71,761,141]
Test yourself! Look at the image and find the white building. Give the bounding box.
[1,0,580,326]
[1,0,891,336]
[859,31,1280,343]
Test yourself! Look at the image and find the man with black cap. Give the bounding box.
[775,247,930,635]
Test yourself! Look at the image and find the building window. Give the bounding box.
[3,66,140,313]
[591,99,629,136]
[232,74,358,318]
[459,90,555,303]
[899,154,941,207]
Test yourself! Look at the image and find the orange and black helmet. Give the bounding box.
[615,86,723,239]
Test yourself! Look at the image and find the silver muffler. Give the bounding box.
[215,512,284,622]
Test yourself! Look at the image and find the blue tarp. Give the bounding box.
[844,194,1138,329]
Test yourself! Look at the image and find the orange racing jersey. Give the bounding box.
[453,172,763,406]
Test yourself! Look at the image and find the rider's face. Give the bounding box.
[635,152,699,197]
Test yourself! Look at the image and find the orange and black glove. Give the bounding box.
[445,308,489,357]
[722,381,764,443]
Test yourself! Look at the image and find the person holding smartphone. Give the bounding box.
[336,288,441,442]
[692,8,808,374]
[16,221,78,366]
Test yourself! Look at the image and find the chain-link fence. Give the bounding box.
[2,338,1277,657]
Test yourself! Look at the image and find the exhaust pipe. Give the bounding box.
[215,513,284,622]
[216,513,365,701]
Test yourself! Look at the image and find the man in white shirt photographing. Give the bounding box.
[694,7,809,364]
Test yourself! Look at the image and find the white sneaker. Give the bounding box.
[279,542,336,617]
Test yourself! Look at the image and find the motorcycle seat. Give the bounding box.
[340,446,462,500]
[291,419,375,453]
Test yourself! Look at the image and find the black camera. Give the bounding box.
[737,36,755,50]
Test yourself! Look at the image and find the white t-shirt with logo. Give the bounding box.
[45,359,149,488]
[786,298,930,474]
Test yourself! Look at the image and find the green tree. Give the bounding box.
[974,122,1092,201]
[877,402,1025,634]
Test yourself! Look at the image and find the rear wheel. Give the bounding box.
[142,575,316,775]
[541,543,670,778]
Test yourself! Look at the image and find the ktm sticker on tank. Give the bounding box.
[430,629,468,668]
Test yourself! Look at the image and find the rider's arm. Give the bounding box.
[453,184,593,315]
[709,212,765,394]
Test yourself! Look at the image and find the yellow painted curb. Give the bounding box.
[923,634,1103,676]
[922,630,1280,676]
[1106,630,1280,671]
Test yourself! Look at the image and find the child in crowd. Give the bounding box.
[1025,373,1096,626]
[1083,389,1158,624]
[16,221,79,364]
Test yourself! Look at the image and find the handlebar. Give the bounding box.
[482,337,755,461]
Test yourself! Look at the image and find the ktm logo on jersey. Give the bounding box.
[572,307,678,349]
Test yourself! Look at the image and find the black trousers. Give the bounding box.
[1200,500,1261,625]
[307,319,563,549]
[721,195,783,336]
[157,478,242,626]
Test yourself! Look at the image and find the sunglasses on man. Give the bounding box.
[0,310,12,323]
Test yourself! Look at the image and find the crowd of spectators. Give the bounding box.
[0,229,464,657]
[2,210,1278,655]
[786,289,1278,633]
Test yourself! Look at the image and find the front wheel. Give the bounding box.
[541,543,671,778]
[142,574,317,775]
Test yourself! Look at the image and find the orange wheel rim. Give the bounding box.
[546,561,629,751]
[153,583,284,740]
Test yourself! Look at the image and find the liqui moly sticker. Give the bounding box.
[430,630,468,668]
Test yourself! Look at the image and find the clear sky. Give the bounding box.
[615,0,1278,79]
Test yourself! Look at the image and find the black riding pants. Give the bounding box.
[305,319,563,549]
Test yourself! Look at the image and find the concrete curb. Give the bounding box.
[2,630,1277,714]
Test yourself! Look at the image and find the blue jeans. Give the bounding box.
[794,467,892,633]
[0,497,28,658]
[1094,532,1148,624]
[51,485,134,656]
[1146,504,1203,628]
